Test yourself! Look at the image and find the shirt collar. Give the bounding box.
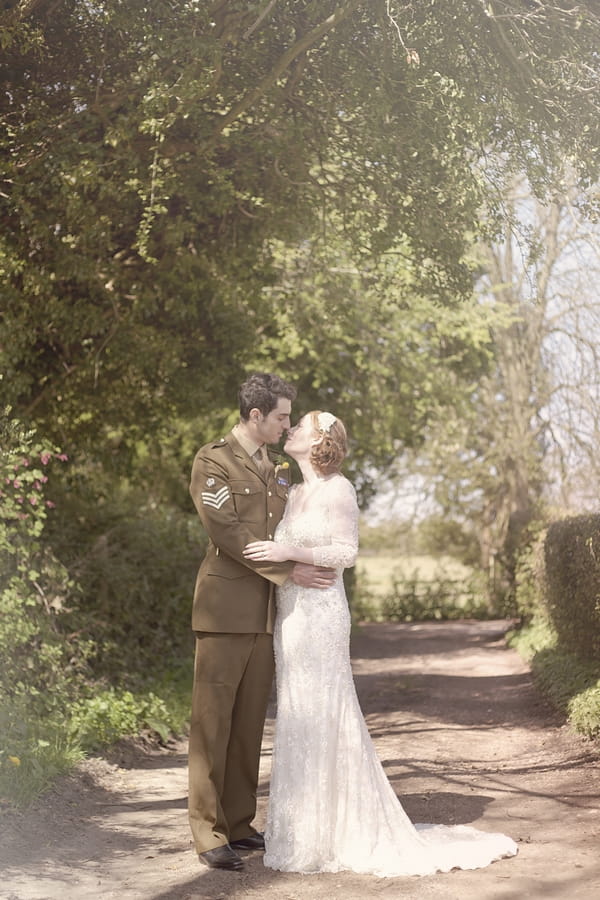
[232,423,263,459]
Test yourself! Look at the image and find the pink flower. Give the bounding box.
[15,496,23,504]
[34,481,42,490]
[56,453,69,462]
[46,500,56,509]
[18,512,28,520]
[13,479,21,489]
[40,452,52,465]
[40,475,48,484]
[29,496,38,506]
[21,458,30,467]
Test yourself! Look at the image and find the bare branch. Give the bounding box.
[243,0,278,39]
[208,0,366,145]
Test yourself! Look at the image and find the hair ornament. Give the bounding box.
[317,412,337,433]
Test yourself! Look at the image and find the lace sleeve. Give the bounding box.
[312,477,359,569]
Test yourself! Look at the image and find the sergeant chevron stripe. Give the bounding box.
[201,486,230,509]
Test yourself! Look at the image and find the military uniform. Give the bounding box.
[188,429,292,853]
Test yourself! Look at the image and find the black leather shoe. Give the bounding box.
[230,832,265,851]
[198,844,244,870]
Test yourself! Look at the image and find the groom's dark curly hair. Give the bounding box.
[238,372,296,420]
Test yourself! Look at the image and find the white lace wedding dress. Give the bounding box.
[264,474,518,877]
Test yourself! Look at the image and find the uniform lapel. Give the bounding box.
[226,431,265,480]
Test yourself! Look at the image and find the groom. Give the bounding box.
[188,372,335,871]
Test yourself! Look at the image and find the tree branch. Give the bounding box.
[0,0,60,26]
[244,0,278,39]
[208,0,367,145]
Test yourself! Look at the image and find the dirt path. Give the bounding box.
[1,620,599,900]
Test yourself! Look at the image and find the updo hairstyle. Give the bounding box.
[309,411,347,475]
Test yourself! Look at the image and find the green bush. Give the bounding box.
[544,515,600,661]
[507,614,554,657]
[568,685,600,739]
[0,699,85,805]
[44,474,205,682]
[0,408,200,805]
[0,411,88,708]
[530,647,598,712]
[414,515,480,567]
[511,518,600,739]
[0,668,193,804]
[0,409,92,802]
[513,528,547,622]
[350,566,382,623]
[71,673,191,750]
[508,617,600,740]
[380,571,490,621]
[354,566,490,622]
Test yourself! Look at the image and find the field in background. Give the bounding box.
[353,554,485,621]
[356,554,473,595]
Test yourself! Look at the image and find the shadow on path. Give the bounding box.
[1,620,599,900]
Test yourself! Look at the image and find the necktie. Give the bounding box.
[253,447,272,480]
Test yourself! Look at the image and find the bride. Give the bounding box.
[243,411,518,877]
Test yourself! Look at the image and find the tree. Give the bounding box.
[1,1,599,485]
[246,237,493,503]
[476,180,600,589]
[381,176,600,607]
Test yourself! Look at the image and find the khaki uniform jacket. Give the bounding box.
[189,431,293,634]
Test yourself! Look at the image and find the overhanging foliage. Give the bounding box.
[1,1,599,477]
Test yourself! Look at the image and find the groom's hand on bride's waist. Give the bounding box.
[290,563,336,589]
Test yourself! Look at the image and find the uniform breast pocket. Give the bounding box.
[273,484,288,516]
[275,483,288,501]
[230,480,263,524]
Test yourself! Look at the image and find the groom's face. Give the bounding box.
[254,397,292,446]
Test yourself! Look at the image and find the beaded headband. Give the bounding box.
[317,412,337,433]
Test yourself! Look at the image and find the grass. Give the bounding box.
[508,617,600,740]
[356,554,473,594]
[0,661,193,807]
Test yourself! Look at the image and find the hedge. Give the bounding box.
[543,515,600,662]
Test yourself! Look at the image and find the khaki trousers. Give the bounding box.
[188,631,274,853]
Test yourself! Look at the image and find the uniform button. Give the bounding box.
[268,491,272,497]
[268,534,273,539]
[268,512,273,517]
[245,488,250,494]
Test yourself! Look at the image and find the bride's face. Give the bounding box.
[284,415,318,459]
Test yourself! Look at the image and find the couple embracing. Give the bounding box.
[188,372,517,877]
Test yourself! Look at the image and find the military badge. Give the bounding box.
[275,461,290,487]
[206,477,215,487]
[201,486,230,509]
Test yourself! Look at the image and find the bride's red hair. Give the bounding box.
[309,411,347,474]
